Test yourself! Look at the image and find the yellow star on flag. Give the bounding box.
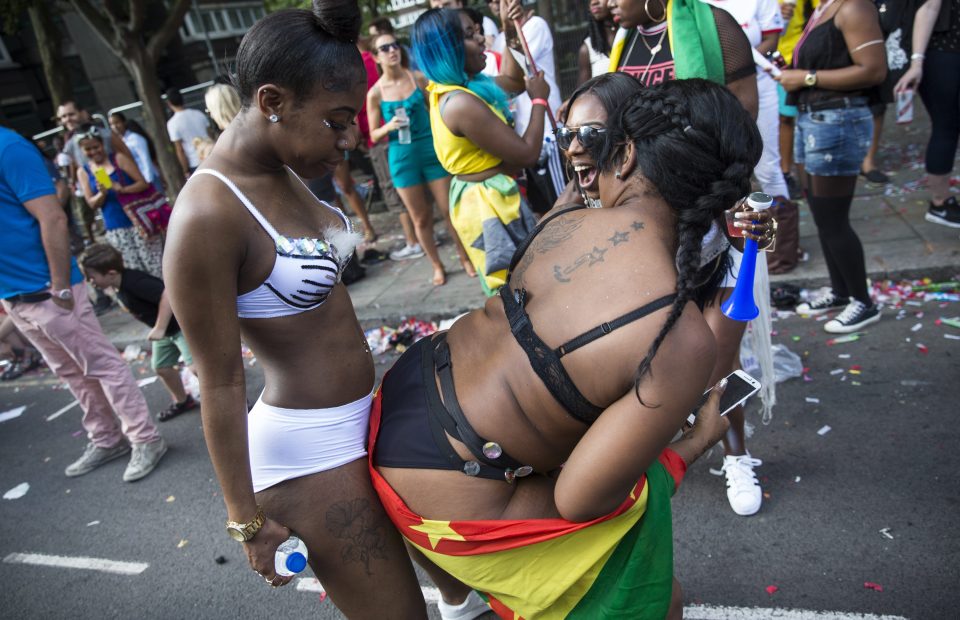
[409,519,466,550]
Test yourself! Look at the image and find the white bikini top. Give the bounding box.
[193,168,360,319]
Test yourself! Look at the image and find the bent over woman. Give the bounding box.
[370,78,762,619]
[164,1,426,617]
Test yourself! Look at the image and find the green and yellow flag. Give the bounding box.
[369,390,688,619]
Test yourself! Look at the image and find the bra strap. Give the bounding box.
[556,293,678,357]
[284,167,352,232]
[192,169,282,241]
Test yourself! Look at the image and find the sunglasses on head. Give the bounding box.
[555,125,608,151]
[377,42,400,54]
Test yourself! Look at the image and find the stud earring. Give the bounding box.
[268,114,280,123]
[615,170,622,179]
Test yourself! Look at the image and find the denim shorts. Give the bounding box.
[794,105,873,177]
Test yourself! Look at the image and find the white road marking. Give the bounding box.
[46,400,78,421]
[0,406,26,423]
[295,579,906,619]
[684,605,908,620]
[3,552,148,575]
[3,482,30,499]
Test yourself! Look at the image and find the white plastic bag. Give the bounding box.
[180,367,201,400]
[740,331,802,385]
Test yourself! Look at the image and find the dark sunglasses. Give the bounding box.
[377,42,400,54]
[555,126,608,151]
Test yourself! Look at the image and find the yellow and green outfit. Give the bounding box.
[427,82,536,295]
[368,389,689,619]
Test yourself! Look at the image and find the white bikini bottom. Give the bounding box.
[248,391,373,493]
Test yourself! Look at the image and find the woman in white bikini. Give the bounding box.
[163,1,426,617]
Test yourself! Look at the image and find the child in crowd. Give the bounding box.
[80,243,198,421]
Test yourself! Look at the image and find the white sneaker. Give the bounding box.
[389,244,425,261]
[721,454,763,516]
[823,299,880,334]
[795,290,848,316]
[122,438,167,482]
[437,590,489,620]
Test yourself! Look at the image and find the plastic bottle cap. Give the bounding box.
[285,552,307,574]
[746,192,773,211]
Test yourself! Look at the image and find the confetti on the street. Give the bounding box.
[830,368,844,375]
[0,406,26,424]
[176,539,189,549]
[765,585,779,595]
[910,323,923,332]
[817,425,832,436]
[916,343,928,354]
[864,582,884,592]
[3,482,30,500]
[941,317,960,329]
[805,397,820,404]
[165,496,175,503]
[71,430,83,437]
[838,354,851,359]
[827,333,861,345]
[86,521,100,527]
[849,369,861,375]
[795,476,801,483]
[879,528,894,540]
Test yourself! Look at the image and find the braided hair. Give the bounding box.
[594,78,762,401]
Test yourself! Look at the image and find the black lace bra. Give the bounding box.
[500,206,676,425]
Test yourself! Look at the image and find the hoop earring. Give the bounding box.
[268,114,280,123]
[644,0,667,23]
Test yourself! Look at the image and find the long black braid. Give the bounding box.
[594,79,762,404]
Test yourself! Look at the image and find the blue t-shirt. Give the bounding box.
[0,127,83,299]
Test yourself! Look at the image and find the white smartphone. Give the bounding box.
[686,369,762,426]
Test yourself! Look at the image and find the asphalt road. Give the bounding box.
[1,308,957,619]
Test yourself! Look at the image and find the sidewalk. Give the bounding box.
[97,106,959,349]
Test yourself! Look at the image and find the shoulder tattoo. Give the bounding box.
[552,220,644,283]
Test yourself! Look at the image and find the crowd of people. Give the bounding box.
[0,0,956,618]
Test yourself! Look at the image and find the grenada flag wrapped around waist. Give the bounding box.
[368,389,688,619]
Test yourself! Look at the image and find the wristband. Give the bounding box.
[530,98,548,108]
[910,52,925,61]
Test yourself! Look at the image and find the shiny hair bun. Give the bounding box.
[312,0,361,44]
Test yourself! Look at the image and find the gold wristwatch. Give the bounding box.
[803,71,818,87]
[225,505,265,542]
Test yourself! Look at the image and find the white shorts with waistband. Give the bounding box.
[248,392,373,493]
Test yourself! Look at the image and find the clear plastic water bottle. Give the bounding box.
[274,536,308,577]
[394,107,411,145]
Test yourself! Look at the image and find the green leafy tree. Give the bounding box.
[67,0,192,198]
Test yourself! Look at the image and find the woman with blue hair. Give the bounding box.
[412,2,551,295]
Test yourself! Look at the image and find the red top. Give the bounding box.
[359,50,380,148]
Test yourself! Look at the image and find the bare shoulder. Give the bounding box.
[836,0,879,24]
[366,81,382,105]
[166,168,248,259]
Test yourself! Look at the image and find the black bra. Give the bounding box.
[500,206,677,425]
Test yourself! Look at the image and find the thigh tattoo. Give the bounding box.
[325,498,389,575]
